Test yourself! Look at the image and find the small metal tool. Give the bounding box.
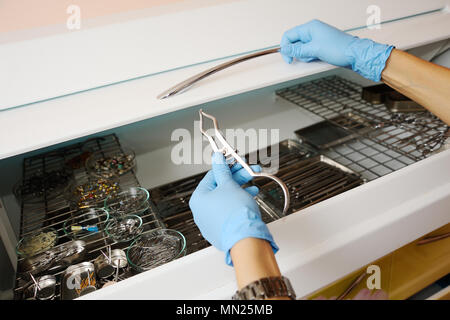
[417,232,450,245]
[100,249,111,263]
[198,109,290,215]
[114,260,120,282]
[157,47,280,99]
[29,273,41,292]
[336,272,367,300]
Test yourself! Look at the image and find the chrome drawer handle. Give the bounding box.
[157,47,280,99]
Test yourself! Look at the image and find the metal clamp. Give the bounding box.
[198,109,290,215]
[336,272,367,300]
[157,47,280,99]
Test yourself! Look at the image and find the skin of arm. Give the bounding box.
[230,238,291,300]
[382,49,450,125]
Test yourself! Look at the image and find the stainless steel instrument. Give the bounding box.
[417,231,450,245]
[61,261,97,300]
[110,249,127,268]
[198,109,290,215]
[26,275,56,300]
[94,247,128,279]
[127,229,186,272]
[336,272,367,300]
[94,253,115,279]
[18,240,87,277]
[157,47,280,99]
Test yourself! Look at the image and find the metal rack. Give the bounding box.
[276,76,449,181]
[242,139,363,216]
[254,154,365,215]
[14,134,163,299]
[149,172,210,255]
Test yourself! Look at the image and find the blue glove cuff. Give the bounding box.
[346,37,394,82]
[222,206,279,266]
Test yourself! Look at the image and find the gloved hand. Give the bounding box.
[280,19,394,82]
[189,152,278,266]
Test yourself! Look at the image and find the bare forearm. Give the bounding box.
[230,238,290,300]
[381,49,450,125]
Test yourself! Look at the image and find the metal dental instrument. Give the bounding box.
[198,109,290,215]
[29,273,41,291]
[157,47,280,99]
[417,232,450,245]
[336,272,367,300]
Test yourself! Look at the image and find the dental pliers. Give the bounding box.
[198,109,290,215]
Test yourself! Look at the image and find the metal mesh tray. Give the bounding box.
[277,76,449,161]
[254,155,365,216]
[14,134,164,300]
[245,139,318,173]
[149,172,210,255]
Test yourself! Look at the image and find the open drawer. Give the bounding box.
[0,0,449,300]
[1,68,449,299]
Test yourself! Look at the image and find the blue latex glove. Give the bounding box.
[189,153,278,266]
[280,19,394,82]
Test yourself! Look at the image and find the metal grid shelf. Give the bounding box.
[14,134,164,300]
[276,76,449,181]
[149,172,210,255]
[254,155,365,215]
[245,140,364,216]
[277,76,449,162]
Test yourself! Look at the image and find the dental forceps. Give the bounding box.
[198,109,290,215]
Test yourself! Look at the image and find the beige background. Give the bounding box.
[0,0,235,33]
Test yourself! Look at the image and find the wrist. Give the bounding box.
[346,37,394,82]
[223,207,278,266]
[230,238,281,289]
